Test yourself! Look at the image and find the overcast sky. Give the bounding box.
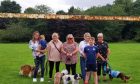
[0,0,115,12]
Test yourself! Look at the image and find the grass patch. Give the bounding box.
[0,43,139,84]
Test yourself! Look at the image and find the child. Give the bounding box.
[84,37,105,84]
[36,35,47,56]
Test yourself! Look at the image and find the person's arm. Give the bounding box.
[47,44,51,56]
[29,40,33,50]
[79,42,85,57]
[61,44,69,56]
[61,45,66,54]
[36,45,47,53]
[97,53,105,61]
[36,41,47,53]
[71,43,79,56]
[106,43,111,60]
[107,48,110,56]
[79,42,83,54]
[83,47,87,59]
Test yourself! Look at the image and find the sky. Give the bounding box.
[0,0,115,12]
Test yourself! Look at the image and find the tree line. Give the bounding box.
[0,0,140,42]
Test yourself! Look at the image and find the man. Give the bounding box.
[95,33,110,82]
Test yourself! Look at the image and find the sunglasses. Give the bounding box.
[68,38,73,40]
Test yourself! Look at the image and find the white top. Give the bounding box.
[79,40,89,57]
[29,40,45,58]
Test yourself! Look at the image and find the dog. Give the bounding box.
[106,66,131,83]
[62,74,82,84]
[54,69,68,84]
[19,64,40,77]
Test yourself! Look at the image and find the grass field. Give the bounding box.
[0,43,140,84]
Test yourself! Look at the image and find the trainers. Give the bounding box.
[48,78,52,82]
[48,80,51,82]
[33,78,37,82]
[40,78,44,82]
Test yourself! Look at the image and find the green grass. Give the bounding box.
[0,43,140,84]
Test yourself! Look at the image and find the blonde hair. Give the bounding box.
[89,37,95,41]
[52,32,59,38]
[84,32,91,38]
[40,35,45,40]
[32,31,40,43]
[66,34,75,43]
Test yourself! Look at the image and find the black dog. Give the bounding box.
[106,66,131,83]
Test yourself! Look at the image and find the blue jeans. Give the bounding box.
[34,55,45,78]
[80,56,86,80]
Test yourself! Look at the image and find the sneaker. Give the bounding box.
[48,78,52,82]
[40,78,44,82]
[33,78,37,82]
[48,80,51,82]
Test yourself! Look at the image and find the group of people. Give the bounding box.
[29,31,110,84]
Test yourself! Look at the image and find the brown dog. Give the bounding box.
[19,65,35,77]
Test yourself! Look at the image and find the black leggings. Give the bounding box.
[65,64,76,75]
[97,61,107,76]
[49,61,60,78]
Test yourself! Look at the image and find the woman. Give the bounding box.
[47,33,62,80]
[29,31,46,82]
[96,33,110,82]
[61,34,78,75]
[79,32,91,80]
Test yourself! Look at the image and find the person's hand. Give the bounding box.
[106,57,109,61]
[82,54,86,59]
[69,53,72,56]
[83,55,86,59]
[35,49,39,52]
[102,58,106,61]
[66,53,69,56]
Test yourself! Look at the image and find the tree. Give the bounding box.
[22,5,53,35]
[0,0,21,13]
[130,0,140,15]
[113,0,133,14]
[68,6,84,15]
[24,7,38,14]
[34,5,53,14]
[56,10,66,15]
[0,0,21,29]
[68,6,75,15]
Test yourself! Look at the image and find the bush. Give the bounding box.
[134,33,140,42]
[0,23,33,42]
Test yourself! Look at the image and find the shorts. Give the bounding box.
[86,63,97,72]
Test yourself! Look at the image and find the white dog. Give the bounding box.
[54,69,68,84]
[62,74,82,84]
